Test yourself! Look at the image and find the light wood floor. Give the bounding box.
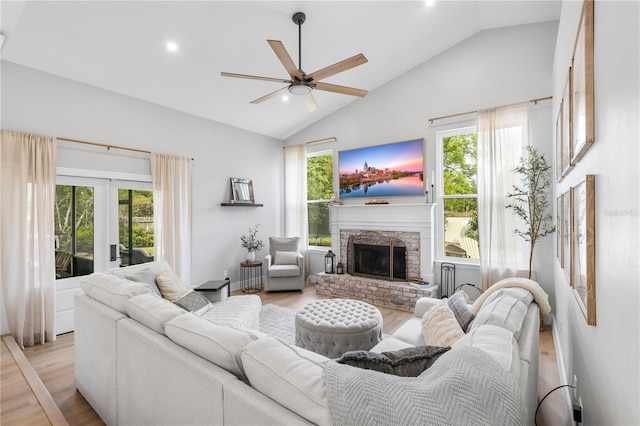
[1,283,571,425]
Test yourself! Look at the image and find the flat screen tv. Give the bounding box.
[338,138,424,199]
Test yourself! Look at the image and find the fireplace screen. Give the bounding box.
[347,231,407,281]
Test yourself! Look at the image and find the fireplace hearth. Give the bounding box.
[348,231,407,281]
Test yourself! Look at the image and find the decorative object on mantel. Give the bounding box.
[324,249,336,274]
[505,146,555,279]
[365,199,389,205]
[240,224,264,263]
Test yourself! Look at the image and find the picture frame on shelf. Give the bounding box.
[571,0,595,164]
[571,175,596,325]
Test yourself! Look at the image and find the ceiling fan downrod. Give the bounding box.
[292,12,306,75]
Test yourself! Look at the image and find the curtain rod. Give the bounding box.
[283,136,337,150]
[427,96,552,124]
[56,136,194,160]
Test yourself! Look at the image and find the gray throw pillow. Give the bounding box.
[125,271,162,297]
[173,291,210,312]
[448,290,475,332]
[336,345,451,377]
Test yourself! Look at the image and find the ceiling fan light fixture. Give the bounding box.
[288,83,313,96]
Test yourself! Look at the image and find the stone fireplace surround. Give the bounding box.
[316,203,436,311]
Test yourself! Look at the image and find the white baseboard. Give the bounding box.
[550,315,574,420]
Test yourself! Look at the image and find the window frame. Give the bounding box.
[436,125,480,264]
[306,149,334,249]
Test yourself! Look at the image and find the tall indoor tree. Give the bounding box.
[506,145,555,279]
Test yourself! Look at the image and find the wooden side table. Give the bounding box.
[240,261,263,293]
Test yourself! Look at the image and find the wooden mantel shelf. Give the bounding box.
[221,203,263,207]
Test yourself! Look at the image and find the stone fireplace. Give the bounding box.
[316,203,436,311]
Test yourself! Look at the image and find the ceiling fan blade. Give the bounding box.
[304,93,318,112]
[314,82,368,98]
[267,40,303,80]
[307,53,368,82]
[250,86,289,104]
[221,72,291,84]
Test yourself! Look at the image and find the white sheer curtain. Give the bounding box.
[151,153,192,284]
[477,103,530,290]
[284,144,308,275]
[1,130,57,348]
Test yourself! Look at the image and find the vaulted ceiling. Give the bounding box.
[1,1,561,139]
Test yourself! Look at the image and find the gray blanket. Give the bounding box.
[325,345,525,426]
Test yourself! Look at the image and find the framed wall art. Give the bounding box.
[561,68,573,177]
[571,0,595,163]
[562,190,571,282]
[555,105,563,182]
[556,194,563,266]
[571,175,596,325]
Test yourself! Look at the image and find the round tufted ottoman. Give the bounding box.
[295,299,383,358]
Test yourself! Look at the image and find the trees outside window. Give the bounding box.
[307,152,333,247]
[440,128,480,260]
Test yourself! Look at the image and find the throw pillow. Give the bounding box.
[447,291,475,332]
[337,345,451,377]
[125,270,162,297]
[155,270,190,302]
[173,291,210,312]
[274,251,299,265]
[421,300,465,347]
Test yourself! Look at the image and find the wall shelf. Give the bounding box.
[220,203,263,207]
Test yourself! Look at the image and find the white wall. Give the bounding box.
[287,21,558,294]
[551,1,639,424]
[1,61,284,334]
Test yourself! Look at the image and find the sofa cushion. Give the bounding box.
[80,272,151,313]
[472,292,528,339]
[173,291,211,312]
[454,324,521,382]
[268,264,301,278]
[199,295,261,330]
[124,293,185,335]
[269,237,299,259]
[337,345,451,377]
[447,290,475,332]
[241,336,331,426]
[110,261,173,280]
[155,270,191,302]
[165,312,263,380]
[123,270,162,297]
[421,300,464,346]
[274,250,299,265]
[484,287,534,307]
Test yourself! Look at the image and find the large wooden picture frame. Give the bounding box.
[562,190,572,282]
[571,175,596,325]
[571,0,595,163]
[561,68,573,178]
[556,194,563,267]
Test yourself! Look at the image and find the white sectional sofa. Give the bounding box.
[75,262,545,425]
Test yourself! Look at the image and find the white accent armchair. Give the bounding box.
[264,237,304,292]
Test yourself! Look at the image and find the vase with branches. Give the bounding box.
[506,145,555,279]
[240,224,264,262]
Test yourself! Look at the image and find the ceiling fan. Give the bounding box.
[221,11,368,112]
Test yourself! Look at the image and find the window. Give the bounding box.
[307,151,334,247]
[55,185,95,278]
[118,189,154,266]
[438,127,479,260]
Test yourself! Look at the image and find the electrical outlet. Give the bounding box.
[573,374,578,400]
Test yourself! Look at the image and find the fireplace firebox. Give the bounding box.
[347,231,407,281]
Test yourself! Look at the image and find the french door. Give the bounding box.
[54,176,153,334]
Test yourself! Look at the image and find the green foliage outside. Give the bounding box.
[55,185,95,257]
[307,155,333,246]
[119,189,155,251]
[443,133,479,244]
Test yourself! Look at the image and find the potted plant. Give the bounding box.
[240,224,264,263]
[506,146,555,279]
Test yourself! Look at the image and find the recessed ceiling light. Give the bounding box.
[425,0,436,7]
[166,41,178,52]
[282,95,290,102]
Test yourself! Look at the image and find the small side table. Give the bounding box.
[194,278,230,302]
[240,261,263,293]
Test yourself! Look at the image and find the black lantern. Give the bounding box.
[325,250,336,274]
[336,260,344,275]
